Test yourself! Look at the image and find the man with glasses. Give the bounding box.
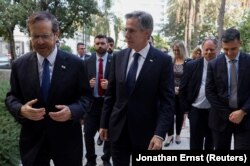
[206,28,250,150]
[77,42,91,60]
[5,11,91,165]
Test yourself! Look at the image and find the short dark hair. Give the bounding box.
[27,11,59,33]
[95,34,107,41]
[107,37,114,43]
[221,28,240,43]
[77,42,85,47]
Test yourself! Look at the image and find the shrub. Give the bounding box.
[0,80,20,166]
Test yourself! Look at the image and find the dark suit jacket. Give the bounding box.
[206,52,250,132]
[84,53,112,112]
[5,50,91,165]
[180,57,204,112]
[100,46,175,147]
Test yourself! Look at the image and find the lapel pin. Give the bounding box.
[61,65,66,69]
[149,59,153,62]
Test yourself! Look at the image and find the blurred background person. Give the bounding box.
[77,42,91,60]
[164,40,190,147]
[161,47,169,54]
[192,46,202,60]
[107,37,115,55]
[180,38,218,150]
[83,35,112,166]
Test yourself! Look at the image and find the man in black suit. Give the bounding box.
[77,42,91,60]
[99,11,175,166]
[5,11,90,166]
[180,38,218,150]
[83,35,112,166]
[206,28,250,150]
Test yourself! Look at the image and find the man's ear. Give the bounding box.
[55,31,60,40]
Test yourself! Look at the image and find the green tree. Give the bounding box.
[88,0,113,37]
[153,34,169,49]
[0,0,100,60]
[240,11,250,52]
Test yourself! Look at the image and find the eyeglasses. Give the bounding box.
[30,33,54,41]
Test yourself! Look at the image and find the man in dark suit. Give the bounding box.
[180,38,218,150]
[83,35,112,166]
[5,11,90,166]
[206,28,250,150]
[99,11,175,166]
[77,42,91,60]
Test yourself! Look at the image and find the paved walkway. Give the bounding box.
[87,118,190,166]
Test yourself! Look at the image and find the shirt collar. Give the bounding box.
[225,52,240,63]
[96,52,108,61]
[131,43,150,59]
[37,46,57,66]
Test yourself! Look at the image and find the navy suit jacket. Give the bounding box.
[100,46,175,147]
[206,52,250,131]
[5,50,91,165]
[179,57,204,112]
[84,53,112,111]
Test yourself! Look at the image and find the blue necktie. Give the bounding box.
[41,58,50,103]
[126,53,140,94]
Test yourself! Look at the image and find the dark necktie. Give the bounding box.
[126,53,140,94]
[98,58,104,96]
[41,58,50,103]
[229,59,237,108]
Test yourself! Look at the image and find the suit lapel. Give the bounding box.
[120,49,131,82]
[135,47,156,89]
[48,50,67,103]
[88,55,96,80]
[218,55,228,88]
[28,53,40,97]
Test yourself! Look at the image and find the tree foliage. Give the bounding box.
[0,0,100,60]
[162,0,249,52]
[239,11,250,52]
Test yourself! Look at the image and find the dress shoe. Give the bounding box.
[164,136,173,147]
[175,135,181,144]
[97,136,103,146]
[103,160,112,166]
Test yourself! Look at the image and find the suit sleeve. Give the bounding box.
[155,55,175,138]
[205,61,231,121]
[68,60,91,122]
[5,60,26,124]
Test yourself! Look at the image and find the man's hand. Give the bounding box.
[48,105,72,122]
[148,135,163,150]
[20,99,46,121]
[89,78,96,88]
[99,128,108,141]
[229,109,247,124]
[100,79,108,90]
